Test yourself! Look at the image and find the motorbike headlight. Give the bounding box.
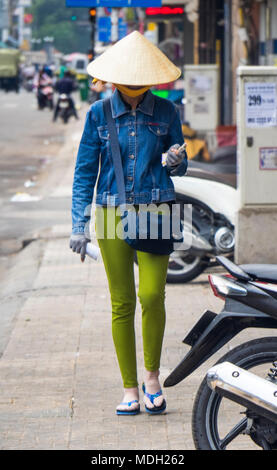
[208,274,247,300]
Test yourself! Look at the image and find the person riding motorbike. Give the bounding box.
[33,66,53,109]
[53,71,79,121]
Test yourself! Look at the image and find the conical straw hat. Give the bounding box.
[87,30,181,86]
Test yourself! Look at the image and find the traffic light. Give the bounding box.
[89,8,96,22]
[88,9,97,56]
[88,49,94,61]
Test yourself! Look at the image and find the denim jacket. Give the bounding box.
[72,89,187,234]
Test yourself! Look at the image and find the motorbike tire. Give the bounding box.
[166,195,209,283]
[134,245,207,284]
[166,250,207,284]
[192,336,277,450]
[133,200,208,283]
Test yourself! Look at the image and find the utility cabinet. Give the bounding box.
[184,64,219,132]
[237,66,277,207]
[236,66,277,264]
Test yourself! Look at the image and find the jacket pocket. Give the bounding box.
[147,123,169,136]
[97,126,110,141]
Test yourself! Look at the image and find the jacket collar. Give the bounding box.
[111,88,155,118]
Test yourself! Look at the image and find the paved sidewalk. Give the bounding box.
[0,234,220,450]
[0,114,271,450]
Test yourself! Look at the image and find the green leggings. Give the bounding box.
[95,206,169,388]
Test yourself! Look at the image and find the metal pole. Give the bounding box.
[265,0,272,65]
[18,5,24,48]
[193,18,199,64]
[223,0,233,124]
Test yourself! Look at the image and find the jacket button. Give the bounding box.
[128,176,133,181]
[130,131,135,136]
[129,154,135,159]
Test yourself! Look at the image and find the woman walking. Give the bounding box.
[70,31,187,415]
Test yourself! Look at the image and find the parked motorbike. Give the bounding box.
[133,146,237,283]
[54,94,75,123]
[167,146,237,283]
[37,85,54,110]
[164,255,277,450]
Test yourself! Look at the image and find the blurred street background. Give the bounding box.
[0,0,277,452]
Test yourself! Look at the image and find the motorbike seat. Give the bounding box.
[240,264,277,283]
[187,161,237,188]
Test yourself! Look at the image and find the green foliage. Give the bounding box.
[28,0,91,54]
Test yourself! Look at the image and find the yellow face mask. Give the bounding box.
[92,79,151,97]
[113,83,151,97]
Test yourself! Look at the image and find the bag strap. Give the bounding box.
[103,98,126,206]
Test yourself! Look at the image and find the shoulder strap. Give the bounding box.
[103,98,126,206]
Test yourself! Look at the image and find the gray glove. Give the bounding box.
[166,143,187,168]
[69,233,90,262]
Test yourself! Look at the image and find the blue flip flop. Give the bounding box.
[142,383,167,414]
[116,399,140,416]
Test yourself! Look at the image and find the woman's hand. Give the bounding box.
[166,143,187,168]
[70,234,91,262]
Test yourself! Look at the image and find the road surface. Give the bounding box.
[0,88,86,276]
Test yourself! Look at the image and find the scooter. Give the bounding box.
[54,94,75,124]
[133,146,237,283]
[168,146,237,283]
[164,256,277,450]
[37,84,54,110]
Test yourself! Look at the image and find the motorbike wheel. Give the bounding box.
[192,337,277,450]
[38,98,44,110]
[133,213,208,283]
[166,195,209,283]
[166,246,207,284]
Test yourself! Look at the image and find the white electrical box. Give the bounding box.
[184,64,219,131]
[237,66,277,206]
